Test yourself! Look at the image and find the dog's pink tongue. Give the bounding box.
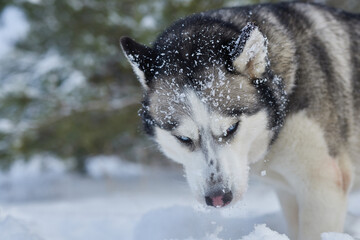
[212,196,224,207]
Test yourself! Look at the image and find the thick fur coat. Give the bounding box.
[121,3,360,239]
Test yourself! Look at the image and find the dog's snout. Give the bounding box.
[205,190,233,207]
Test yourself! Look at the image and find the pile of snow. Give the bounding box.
[0,215,42,240]
[322,232,355,240]
[0,211,288,240]
[134,204,287,240]
[241,224,289,240]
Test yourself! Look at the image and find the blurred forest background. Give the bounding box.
[0,0,359,172]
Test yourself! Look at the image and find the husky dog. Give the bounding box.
[120,2,360,239]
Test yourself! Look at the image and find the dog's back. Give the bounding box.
[204,2,360,172]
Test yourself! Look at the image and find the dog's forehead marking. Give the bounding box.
[183,90,235,137]
[186,91,210,128]
[173,117,199,140]
[210,112,237,137]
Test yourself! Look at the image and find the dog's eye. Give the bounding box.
[224,122,239,137]
[175,136,193,145]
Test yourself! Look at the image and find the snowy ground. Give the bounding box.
[0,156,360,240]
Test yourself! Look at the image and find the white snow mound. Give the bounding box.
[321,232,355,240]
[240,224,289,240]
[0,216,43,240]
[176,224,288,240]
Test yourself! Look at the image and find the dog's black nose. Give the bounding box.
[205,190,233,207]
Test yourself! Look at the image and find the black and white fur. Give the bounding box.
[120,2,360,239]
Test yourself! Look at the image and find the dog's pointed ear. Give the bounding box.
[120,37,156,89]
[230,23,268,79]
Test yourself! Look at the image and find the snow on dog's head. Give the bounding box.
[121,18,287,207]
[152,88,271,207]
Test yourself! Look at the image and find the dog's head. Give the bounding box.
[121,18,287,207]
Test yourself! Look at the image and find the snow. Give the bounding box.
[3,155,67,183]
[140,15,157,30]
[321,232,355,240]
[26,0,42,4]
[32,51,64,76]
[86,155,142,179]
[0,7,86,106]
[240,225,289,240]
[0,216,43,240]
[133,205,286,240]
[0,119,14,134]
[0,156,360,240]
[0,6,29,57]
[60,70,86,94]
